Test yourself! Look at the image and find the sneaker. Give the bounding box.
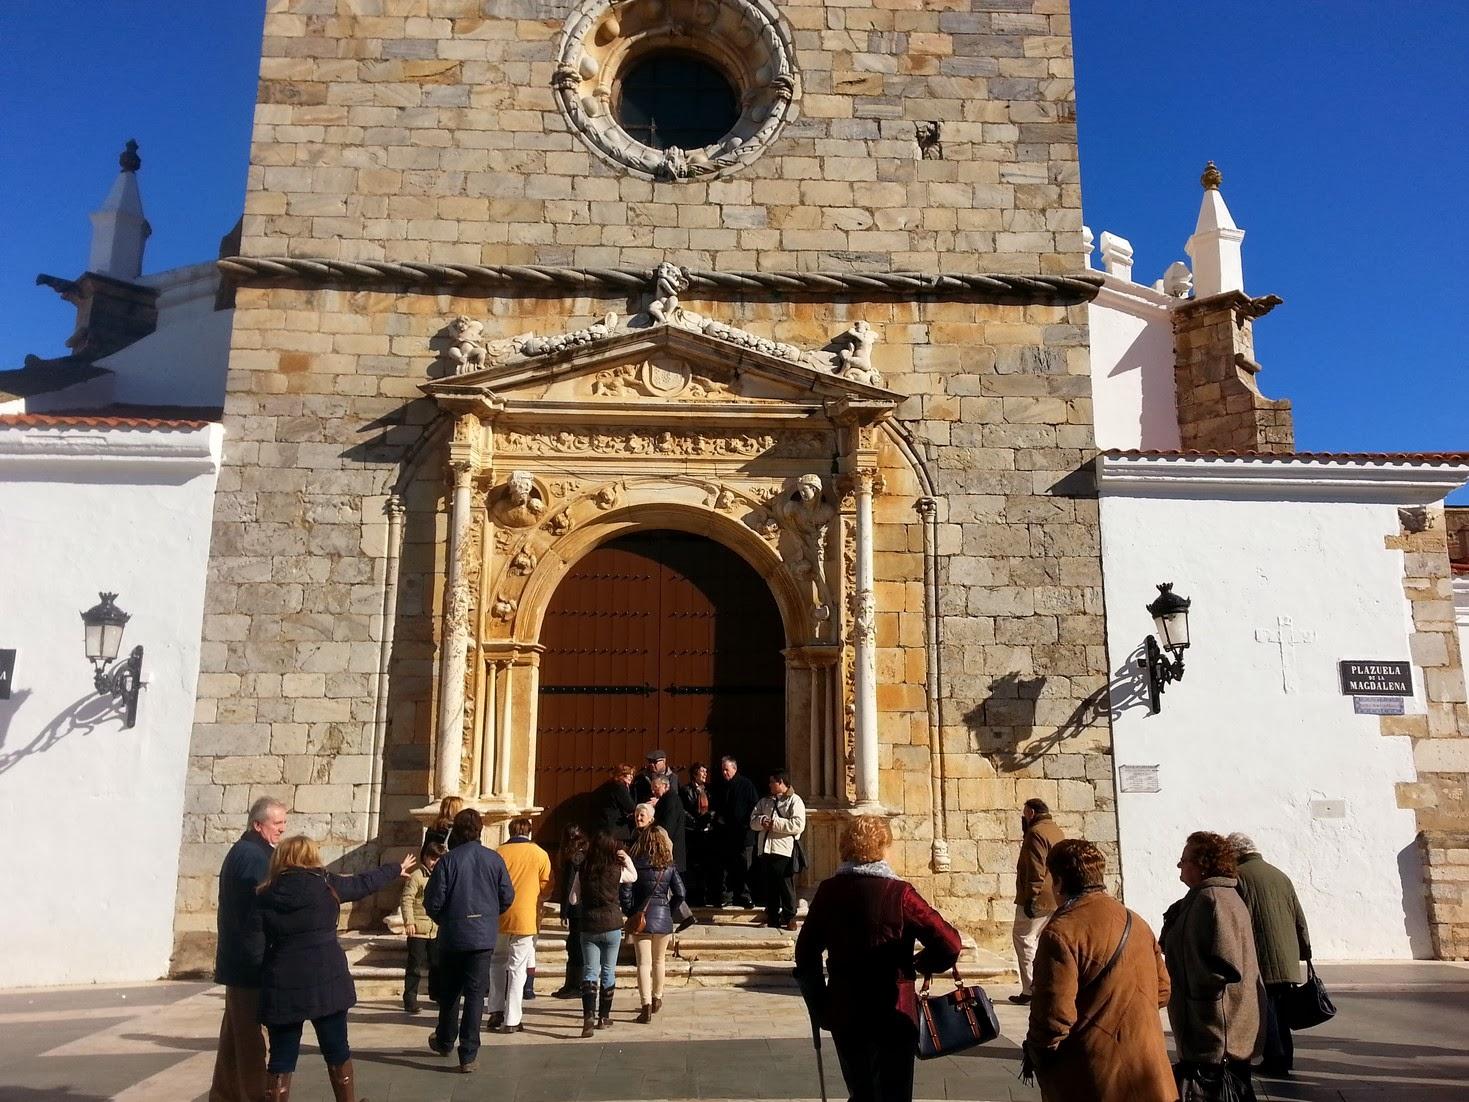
[458,1061,477,1074]
[551,985,579,999]
[1007,994,1032,1005]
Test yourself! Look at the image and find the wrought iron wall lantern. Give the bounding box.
[80,592,144,727]
[1140,583,1191,713]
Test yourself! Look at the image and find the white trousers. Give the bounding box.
[1012,906,1051,995]
[634,932,671,1005]
[487,933,535,1026]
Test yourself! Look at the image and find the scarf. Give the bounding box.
[835,859,900,879]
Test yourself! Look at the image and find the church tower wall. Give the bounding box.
[172,0,1117,969]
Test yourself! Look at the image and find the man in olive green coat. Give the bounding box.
[1010,798,1066,1004]
[1229,832,1311,1078]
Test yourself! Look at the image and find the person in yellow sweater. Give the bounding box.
[400,841,445,1014]
[486,817,552,1033]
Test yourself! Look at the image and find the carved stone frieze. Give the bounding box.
[491,596,518,622]
[497,425,829,459]
[509,548,537,575]
[589,358,732,399]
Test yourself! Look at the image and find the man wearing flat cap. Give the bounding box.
[633,748,679,804]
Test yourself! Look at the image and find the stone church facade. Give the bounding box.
[172,0,1114,963]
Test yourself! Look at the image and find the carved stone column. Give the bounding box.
[852,466,881,808]
[434,417,480,797]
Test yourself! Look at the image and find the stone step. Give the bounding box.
[345,931,1013,996]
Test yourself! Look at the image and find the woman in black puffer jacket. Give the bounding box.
[257,835,414,1101]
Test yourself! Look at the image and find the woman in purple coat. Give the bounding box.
[257,835,414,1101]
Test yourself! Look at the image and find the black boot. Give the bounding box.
[598,984,615,1028]
[580,982,598,1038]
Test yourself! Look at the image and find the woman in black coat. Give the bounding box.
[592,763,637,843]
[257,835,414,1101]
[552,824,589,998]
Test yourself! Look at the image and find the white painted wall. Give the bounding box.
[1100,487,1434,959]
[1088,277,1182,452]
[0,421,222,986]
[98,263,233,409]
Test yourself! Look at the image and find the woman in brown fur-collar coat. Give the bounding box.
[1025,839,1177,1102]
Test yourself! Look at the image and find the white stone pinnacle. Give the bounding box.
[88,140,151,280]
[1185,161,1245,298]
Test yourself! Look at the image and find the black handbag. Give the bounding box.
[791,837,809,875]
[1280,961,1336,1030]
[916,968,1000,1060]
[1175,1061,1256,1102]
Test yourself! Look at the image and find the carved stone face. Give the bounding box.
[794,474,822,504]
[506,471,535,504]
[450,315,476,339]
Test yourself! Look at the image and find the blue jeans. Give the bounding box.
[266,1009,350,1074]
[434,946,494,1065]
[579,929,623,987]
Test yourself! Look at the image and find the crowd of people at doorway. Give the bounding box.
[1004,798,1315,1102]
[592,751,806,928]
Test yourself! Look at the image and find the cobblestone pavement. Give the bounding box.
[1,965,1467,1100]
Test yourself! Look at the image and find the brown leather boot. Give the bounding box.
[326,1059,361,1102]
[264,1072,292,1101]
[651,996,663,1015]
[636,1003,652,1024]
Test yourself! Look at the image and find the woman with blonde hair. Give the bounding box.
[256,836,414,1101]
[794,816,962,1102]
[628,825,688,1023]
[425,795,464,847]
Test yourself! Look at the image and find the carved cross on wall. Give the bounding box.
[1254,615,1317,694]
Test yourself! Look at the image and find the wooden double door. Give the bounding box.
[535,531,785,839]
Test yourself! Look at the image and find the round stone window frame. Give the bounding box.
[552,0,801,183]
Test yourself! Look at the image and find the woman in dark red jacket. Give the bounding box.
[794,816,962,1102]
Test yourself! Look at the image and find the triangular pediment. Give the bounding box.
[421,315,899,415]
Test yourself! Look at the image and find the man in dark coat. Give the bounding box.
[633,748,679,804]
[592,764,636,843]
[210,796,288,1102]
[713,755,759,907]
[1229,832,1312,1077]
[424,808,515,1074]
[651,774,688,871]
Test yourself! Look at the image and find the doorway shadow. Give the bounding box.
[961,643,1152,772]
[0,691,123,777]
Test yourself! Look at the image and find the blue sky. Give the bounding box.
[1,3,1464,494]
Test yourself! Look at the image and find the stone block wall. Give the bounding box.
[1172,291,1293,454]
[172,0,1117,966]
[1385,504,1469,959]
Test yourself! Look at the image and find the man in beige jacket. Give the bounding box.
[1011,797,1065,1004]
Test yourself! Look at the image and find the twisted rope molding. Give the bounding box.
[217,257,1104,305]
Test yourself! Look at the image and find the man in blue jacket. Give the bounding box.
[210,796,288,1102]
[425,807,515,1073]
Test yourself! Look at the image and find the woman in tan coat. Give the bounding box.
[1025,839,1177,1102]
[1160,832,1265,1081]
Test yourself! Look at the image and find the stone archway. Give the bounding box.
[469,486,842,822]
[533,528,787,849]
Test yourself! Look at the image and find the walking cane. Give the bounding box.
[810,1017,829,1102]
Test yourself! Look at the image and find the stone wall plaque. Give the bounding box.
[1338,660,1413,697]
[1118,764,1161,794]
[0,649,13,699]
[1353,695,1405,716]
